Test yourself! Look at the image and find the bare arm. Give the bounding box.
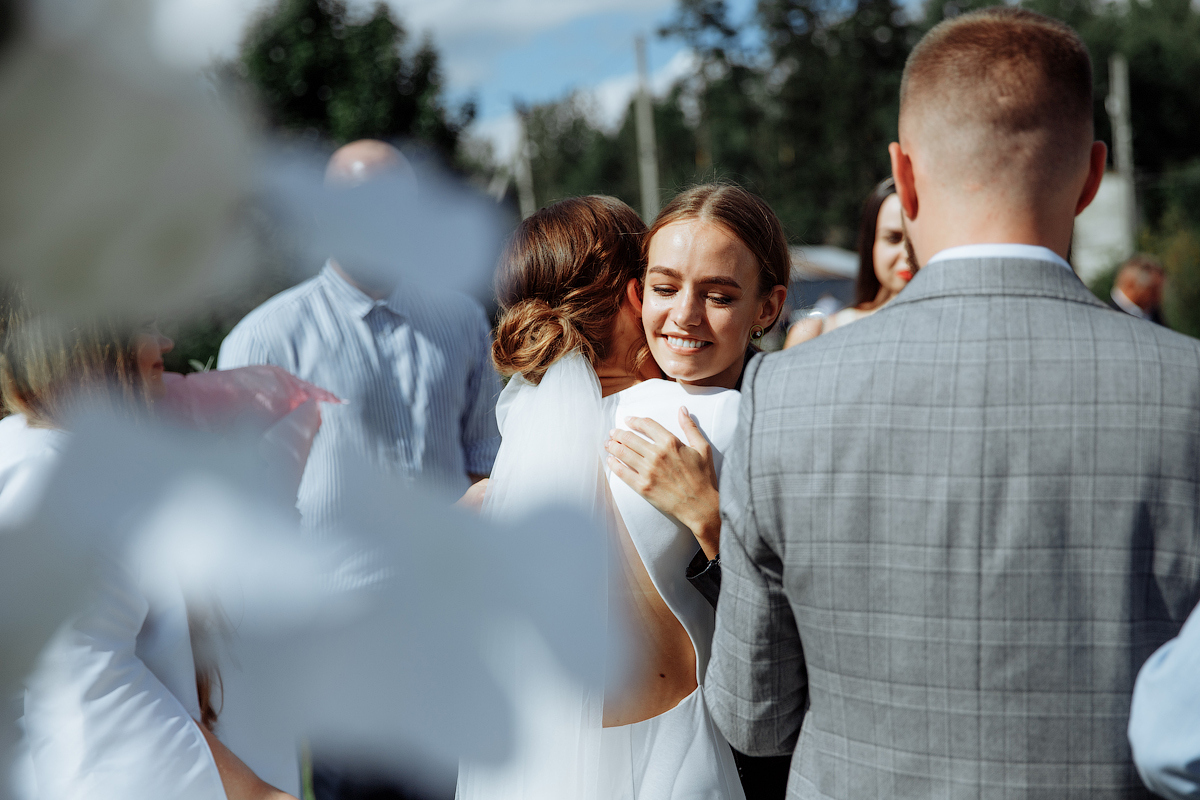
[604,407,721,559]
[783,316,823,349]
[197,722,297,800]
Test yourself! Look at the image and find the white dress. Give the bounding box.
[456,361,745,800]
[0,413,226,800]
[600,379,745,800]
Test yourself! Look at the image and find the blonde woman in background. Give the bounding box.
[0,303,297,800]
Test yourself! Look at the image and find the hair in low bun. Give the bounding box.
[492,298,590,385]
[492,196,647,385]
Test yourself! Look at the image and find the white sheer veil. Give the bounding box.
[456,351,614,800]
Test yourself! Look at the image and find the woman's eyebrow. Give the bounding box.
[647,266,683,280]
[647,266,742,289]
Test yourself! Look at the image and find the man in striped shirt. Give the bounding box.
[219,140,501,533]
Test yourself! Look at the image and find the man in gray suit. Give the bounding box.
[707,8,1200,798]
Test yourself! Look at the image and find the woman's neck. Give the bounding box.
[595,347,662,398]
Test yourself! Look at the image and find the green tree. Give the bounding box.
[520,0,1200,296]
[239,0,471,153]
[659,0,913,243]
[521,90,699,213]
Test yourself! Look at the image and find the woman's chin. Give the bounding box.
[656,360,715,385]
[144,373,166,402]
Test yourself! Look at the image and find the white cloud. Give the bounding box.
[590,48,697,129]
[151,0,675,69]
[469,48,698,165]
[392,0,672,39]
[472,113,524,165]
[152,0,266,68]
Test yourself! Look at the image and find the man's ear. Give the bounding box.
[1075,141,1109,216]
[625,277,644,315]
[758,284,789,331]
[889,142,918,221]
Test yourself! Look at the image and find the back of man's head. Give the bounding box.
[900,7,1093,200]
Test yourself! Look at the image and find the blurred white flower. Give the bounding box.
[13,408,609,785]
[261,148,509,298]
[0,0,254,319]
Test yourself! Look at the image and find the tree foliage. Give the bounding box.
[520,0,1200,331]
[239,0,471,153]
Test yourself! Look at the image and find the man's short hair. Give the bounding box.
[1118,253,1165,285]
[900,7,1094,188]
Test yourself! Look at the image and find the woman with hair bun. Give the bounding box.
[460,186,787,800]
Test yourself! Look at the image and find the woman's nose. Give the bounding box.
[670,291,703,327]
[158,334,174,354]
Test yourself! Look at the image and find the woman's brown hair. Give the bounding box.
[0,299,147,427]
[853,177,898,308]
[644,183,791,333]
[493,196,648,384]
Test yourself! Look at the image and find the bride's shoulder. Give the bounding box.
[615,379,740,420]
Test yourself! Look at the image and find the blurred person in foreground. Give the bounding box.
[783,178,914,347]
[219,140,500,800]
[219,139,501,532]
[1128,598,1200,799]
[1109,253,1166,324]
[707,8,1200,799]
[0,305,299,800]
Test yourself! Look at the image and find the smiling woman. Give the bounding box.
[637,183,789,389]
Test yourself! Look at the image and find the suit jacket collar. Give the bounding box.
[891,257,1108,310]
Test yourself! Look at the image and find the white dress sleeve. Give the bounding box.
[23,553,225,800]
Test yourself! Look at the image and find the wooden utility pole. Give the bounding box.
[1105,53,1137,248]
[514,108,536,219]
[634,35,660,222]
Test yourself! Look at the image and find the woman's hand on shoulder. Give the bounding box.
[605,407,721,559]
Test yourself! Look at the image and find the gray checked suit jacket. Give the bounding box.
[707,257,1200,799]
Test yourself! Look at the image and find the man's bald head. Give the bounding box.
[900,7,1093,196]
[325,139,409,188]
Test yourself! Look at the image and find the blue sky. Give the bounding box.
[155,0,759,159]
[391,0,760,160]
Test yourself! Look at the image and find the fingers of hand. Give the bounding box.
[605,435,645,470]
[608,427,651,459]
[677,406,711,453]
[607,454,651,493]
[625,416,677,450]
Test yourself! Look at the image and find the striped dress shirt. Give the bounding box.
[218,263,501,530]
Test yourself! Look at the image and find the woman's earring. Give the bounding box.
[750,325,765,340]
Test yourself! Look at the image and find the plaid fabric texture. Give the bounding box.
[708,258,1200,799]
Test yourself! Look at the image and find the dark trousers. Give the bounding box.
[312,749,787,799]
[312,761,456,800]
[732,749,791,799]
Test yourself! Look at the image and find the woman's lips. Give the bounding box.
[897,269,914,282]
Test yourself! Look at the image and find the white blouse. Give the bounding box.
[0,414,225,800]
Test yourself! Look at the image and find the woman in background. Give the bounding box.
[0,305,298,800]
[784,177,913,347]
